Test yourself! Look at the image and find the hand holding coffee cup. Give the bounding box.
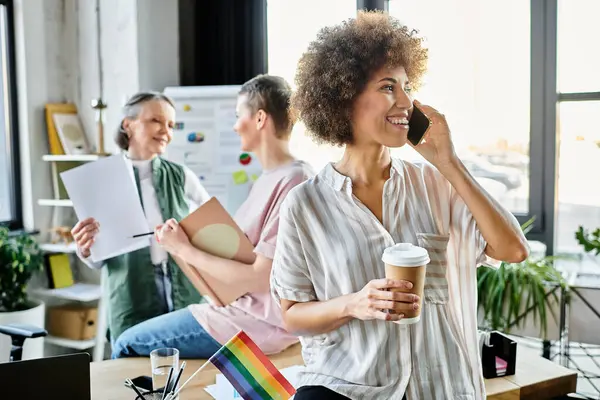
[382,243,430,325]
[346,278,420,322]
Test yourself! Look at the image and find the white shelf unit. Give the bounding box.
[33,283,102,302]
[42,154,103,162]
[45,336,97,350]
[37,199,73,207]
[39,242,78,253]
[36,154,109,362]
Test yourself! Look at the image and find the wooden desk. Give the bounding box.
[503,347,578,400]
[91,344,577,399]
[92,345,302,400]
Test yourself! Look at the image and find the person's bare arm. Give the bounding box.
[157,219,272,293]
[441,159,528,263]
[179,244,272,293]
[269,192,419,335]
[278,279,418,335]
[412,101,528,263]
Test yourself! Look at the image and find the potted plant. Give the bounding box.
[570,227,600,348]
[575,226,600,256]
[0,226,46,361]
[477,218,568,344]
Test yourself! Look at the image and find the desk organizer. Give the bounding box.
[134,389,176,399]
[481,331,517,378]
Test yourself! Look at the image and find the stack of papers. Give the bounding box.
[204,365,303,399]
[60,155,151,263]
[495,356,508,376]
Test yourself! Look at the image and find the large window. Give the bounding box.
[268,0,538,219]
[555,0,600,254]
[267,0,357,171]
[0,0,20,229]
[267,0,600,256]
[388,0,531,217]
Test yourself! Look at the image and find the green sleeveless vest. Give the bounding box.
[103,156,204,341]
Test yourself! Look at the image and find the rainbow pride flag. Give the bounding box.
[209,331,296,400]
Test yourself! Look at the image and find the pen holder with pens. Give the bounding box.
[128,384,180,400]
[480,330,517,378]
[125,377,180,399]
[133,389,166,399]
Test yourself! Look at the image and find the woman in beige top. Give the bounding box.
[270,11,528,400]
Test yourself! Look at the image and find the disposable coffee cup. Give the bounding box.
[381,243,430,325]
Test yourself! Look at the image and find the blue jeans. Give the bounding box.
[111,307,222,359]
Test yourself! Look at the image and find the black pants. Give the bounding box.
[295,386,407,399]
[294,386,350,399]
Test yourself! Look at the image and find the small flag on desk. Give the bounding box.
[208,331,296,400]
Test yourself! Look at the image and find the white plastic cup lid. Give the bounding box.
[382,243,430,267]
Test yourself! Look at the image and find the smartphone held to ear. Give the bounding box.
[407,103,432,146]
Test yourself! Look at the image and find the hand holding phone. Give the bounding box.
[407,101,458,169]
[407,102,432,146]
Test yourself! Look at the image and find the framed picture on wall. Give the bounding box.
[52,113,90,155]
[45,103,90,155]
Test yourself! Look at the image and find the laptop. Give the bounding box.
[0,352,91,399]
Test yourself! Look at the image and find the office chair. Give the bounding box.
[0,323,47,362]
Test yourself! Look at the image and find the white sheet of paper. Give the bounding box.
[204,365,303,399]
[60,154,150,262]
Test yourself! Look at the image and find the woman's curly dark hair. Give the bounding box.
[292,11,428,146]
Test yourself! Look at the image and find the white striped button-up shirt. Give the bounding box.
[271,158,495,400]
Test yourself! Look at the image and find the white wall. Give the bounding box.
[137,0,180,93]
[14,0,71,231]
[15,0,180,230]
[73,0,101,153]
[78,0,179,157]
[96,0,140,155]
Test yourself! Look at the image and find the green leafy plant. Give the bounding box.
[0,226,44,312]
[477,218,568,339]
[575,226,600,256]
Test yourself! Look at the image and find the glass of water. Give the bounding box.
[150,348,179,393]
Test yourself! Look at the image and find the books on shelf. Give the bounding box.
[45,253,74,288]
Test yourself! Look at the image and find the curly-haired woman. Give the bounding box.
[270,11,528,400]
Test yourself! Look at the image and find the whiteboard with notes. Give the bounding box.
[163,85,261,215]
